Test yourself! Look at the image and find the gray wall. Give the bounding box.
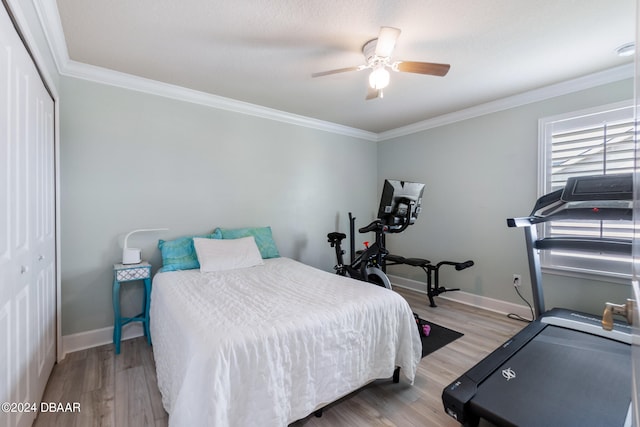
[11,0,634,335]
[59,77,635,336]
[378,79,633,315]
[59,77,378,335]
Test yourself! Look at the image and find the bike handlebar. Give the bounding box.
[374,200,415,235]
[436,260,475,270]
[455,260,474,271]
[358,220,386,234]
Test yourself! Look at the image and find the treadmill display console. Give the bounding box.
[562,173,633,201]
[524,174,632,224]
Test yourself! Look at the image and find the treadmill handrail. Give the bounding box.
[534,237,632,254]
[507,207,632,228]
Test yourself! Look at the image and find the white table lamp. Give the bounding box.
[122,228,168,264]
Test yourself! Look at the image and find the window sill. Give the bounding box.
[541,266,631,286]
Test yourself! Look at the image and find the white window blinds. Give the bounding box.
[539,101,634,279]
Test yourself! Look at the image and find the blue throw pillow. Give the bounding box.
[158,229,222,272]
[220,226,280,259]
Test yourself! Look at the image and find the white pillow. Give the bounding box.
[193,236,264,272]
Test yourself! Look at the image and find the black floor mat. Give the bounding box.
[417,318,463,358]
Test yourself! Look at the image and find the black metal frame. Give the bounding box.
[385,256,473,307]
[327,204,414,288]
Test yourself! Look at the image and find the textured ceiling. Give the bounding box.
[54,0,635,133]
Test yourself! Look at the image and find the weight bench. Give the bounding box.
[385,254,474,307]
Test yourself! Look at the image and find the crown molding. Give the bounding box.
[378,63,634,141]
[62,60,379,141]
[32,0,634,143]
[30,0,379,141]
[31,0,68,74]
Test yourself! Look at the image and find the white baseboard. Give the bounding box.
[61,323,144,359]
[388,274,533,319]
[61,277,530,358]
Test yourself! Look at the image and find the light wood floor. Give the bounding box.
[33,287,525,427]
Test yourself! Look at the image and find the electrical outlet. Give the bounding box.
[513,274,522,287]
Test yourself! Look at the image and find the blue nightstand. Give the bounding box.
[112,261,152,354]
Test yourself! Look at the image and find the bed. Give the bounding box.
[150,232,421,427]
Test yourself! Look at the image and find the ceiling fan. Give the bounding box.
[312,26,450,100]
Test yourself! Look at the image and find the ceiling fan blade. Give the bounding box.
[311,66,363,78]
[375,26,401,57]
[366,86,382,100]
[394,61,450,76]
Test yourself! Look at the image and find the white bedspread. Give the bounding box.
[150,257,421,427]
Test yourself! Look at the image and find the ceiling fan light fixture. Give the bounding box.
[311,26,451,101]
[369,67,390,89]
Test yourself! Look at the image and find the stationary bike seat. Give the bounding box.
[327,232,346,242]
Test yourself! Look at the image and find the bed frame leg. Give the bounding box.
[314,409,323,417]
[393,367,400,383]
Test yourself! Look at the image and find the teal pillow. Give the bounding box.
[158,229,222,272]
[220,226,280,259]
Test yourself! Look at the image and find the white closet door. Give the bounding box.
[0,4,56,427]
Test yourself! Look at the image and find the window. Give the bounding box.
[538,101,634,279]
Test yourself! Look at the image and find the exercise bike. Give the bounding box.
[327,200,416,289]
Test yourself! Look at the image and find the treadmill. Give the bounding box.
[442,174,634,427]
